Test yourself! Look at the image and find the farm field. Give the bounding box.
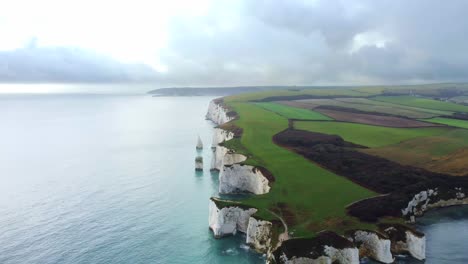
[372,95,468,113]
[281,97,450,118]
[363,129,468,176]
[255,102,332,120]
[223,101,376,235]
[314,108,438,127]
[212,85,468,247]
[294,121,450,148]
[422,117,468,129]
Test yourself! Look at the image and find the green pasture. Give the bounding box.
[294,121,451,148]
[372,96,468,113]
[223,101,376,235]
[422,117,468,129]
[255,102,333,120]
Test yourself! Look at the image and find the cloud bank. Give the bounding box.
[1,0,468,86]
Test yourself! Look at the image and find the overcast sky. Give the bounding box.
[1,0,467,87]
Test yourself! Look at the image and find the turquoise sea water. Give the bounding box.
[0,94,263,264]
[0,93,466,264]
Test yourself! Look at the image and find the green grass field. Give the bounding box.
[255,102,333,120]
[294,121,451,148]
[224,101,376,235]
[372,95,468,113]
[422,117,468,129]
[215,87,468,239]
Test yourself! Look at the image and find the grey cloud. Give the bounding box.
[0,45,159,83]
[2,0,468,86]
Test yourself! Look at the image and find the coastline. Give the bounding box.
[205,97,468,264]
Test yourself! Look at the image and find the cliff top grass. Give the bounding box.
[215,85,468,238]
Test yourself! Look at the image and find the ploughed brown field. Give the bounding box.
[314,108,439,128]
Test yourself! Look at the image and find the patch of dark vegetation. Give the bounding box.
[254,94,360,102]
[273,231,354,262]
[255,166,276,182]
[273,129,365,149]
[446,112,468,120]
[273,128,468,222]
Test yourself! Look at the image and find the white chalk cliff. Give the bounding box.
[206,100,235,125]
[402,188,468,222]
[219,164,270,195]
[347,230,393,263]
[246,217,273,253]
[208,199,257,238]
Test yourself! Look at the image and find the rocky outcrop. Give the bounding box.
[211,128,234,148]
[346,230,393,263]
[401,187,468,222]
[219,164,271,194]
[208,199,257,238]
[195,156,203,171]
[274,231,359,264]
[211,146,229,171]
[210,129,235,171]
[206,99,235,125]
[246,217,273,253]
[379,223,425,261]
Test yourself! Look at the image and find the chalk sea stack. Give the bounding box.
[195,156,203,171]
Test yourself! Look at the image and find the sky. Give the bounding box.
[1,0,468,87]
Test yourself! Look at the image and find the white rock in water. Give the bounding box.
[208,200,257,238]
[219,164,270,195]
[195,156,203,171]
[196,135,203,150]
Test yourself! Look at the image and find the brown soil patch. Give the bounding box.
[315,108,440,128]
[271,202,297,227]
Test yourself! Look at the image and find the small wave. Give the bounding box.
[239,244,250,251]
[221,248,239,256]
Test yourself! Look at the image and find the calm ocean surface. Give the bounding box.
[0,93,466,264]
[0,94,263,264]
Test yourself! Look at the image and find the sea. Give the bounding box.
[0,91,466,264]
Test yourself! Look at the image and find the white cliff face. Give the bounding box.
[405,231,426,260]
[206,100,235,125]
[208,200,257,238]
[402,188,468,222]
[211,146,229,171]
[212,128,234,147]
[246,217,272,253]
[219,164,271,195]
[223,153,247,166]
[382,225,426,261]
[279,255,331,264]
[348,231,393,264]
[277,246,359,264]
[323,246,359,264]
[210,128,235,171]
